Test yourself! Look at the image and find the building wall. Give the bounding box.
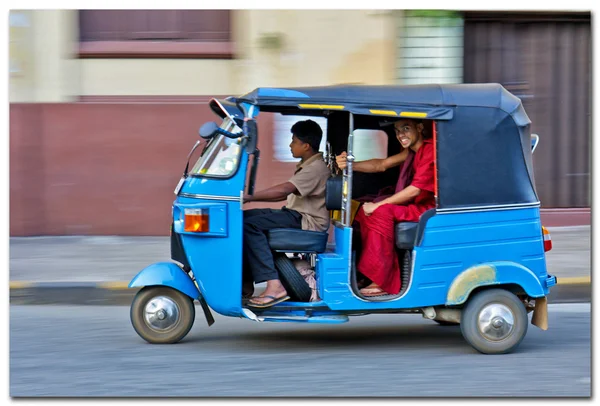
[396,11,464,84]
[9,9,399,103]
[78,59,239,96]
[463,12,591,207]
[10,102,286,236]
[9,9,401,235]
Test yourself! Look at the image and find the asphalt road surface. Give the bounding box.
[10,304,590,397]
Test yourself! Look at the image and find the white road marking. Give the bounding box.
[548,303,591,313]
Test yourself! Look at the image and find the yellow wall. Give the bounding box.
[9,10,36,102]
[240,10,397,89]
[9,9,399,102]
[79,60,239,96]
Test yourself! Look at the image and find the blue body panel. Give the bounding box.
[129,262,200,300]
[174,150,249,317]
[419,207,549,305]
[319,207,548,312]
[180,172,244,198]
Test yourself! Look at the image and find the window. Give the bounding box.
[352,130,388,161]
[272,115,388,163]
[272,114,328,162]
[79,10,233,58]
[190,117,243,178]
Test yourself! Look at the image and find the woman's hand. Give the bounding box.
[335,152,348,170]
[362,202,381,216]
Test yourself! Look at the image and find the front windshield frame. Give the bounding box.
[189,117,245,179]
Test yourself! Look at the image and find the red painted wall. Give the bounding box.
[10,102,293,236]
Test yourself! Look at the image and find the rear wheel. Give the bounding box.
[130,286,195,344]
[274,254,313,302]
[460,289,528,354]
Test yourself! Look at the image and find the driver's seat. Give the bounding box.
[267,228,328,253]
[266,173,338,254]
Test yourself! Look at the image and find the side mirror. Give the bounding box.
[244,120,258,154]
[199,121,240,140]
[199,122,219,139]
[531,133,539,153]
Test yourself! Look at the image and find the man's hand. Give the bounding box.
[362,202,381,216]
[336,152,348,170]
[243,194,252,204]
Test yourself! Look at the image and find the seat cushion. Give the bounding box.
[268,228,328,253]
[395,222,419,249]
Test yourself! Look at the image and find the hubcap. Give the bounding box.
[144,296,180,331]
[477,303,515,341]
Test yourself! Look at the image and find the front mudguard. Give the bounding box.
[129,262,215,326]
[129,262,200,300]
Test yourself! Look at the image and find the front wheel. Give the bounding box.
[460,289,528,354]
[130,286,195,344]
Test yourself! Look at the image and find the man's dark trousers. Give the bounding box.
[243,208,302,284]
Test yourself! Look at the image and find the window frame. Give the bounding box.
[78,10,234,59]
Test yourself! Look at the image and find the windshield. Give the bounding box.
[190,117,243,178]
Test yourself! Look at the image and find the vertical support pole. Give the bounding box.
[432,120,438,205]
[343,113,355,226]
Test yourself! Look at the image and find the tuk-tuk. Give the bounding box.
[129,83,556,354]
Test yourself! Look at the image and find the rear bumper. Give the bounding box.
[546,274,557,288]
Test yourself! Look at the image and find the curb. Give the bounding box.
[9,277,591,306]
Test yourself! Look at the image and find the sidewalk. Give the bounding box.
[9,226,591,305]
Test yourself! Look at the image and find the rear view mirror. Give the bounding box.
[199,121,240,140]
[244,120,258,154]
[199,122,219,139]
[531,134,539,153]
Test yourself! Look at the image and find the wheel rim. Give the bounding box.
[477,303,515,342]
[144,296,180,331]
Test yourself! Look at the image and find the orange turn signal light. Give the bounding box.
[184,209,209,232]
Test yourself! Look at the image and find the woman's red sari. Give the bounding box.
[354,139,436,294]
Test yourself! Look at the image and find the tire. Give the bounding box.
[460,289,528,354]
[274,254,313,302]
[434,320,459,326]
[130,286,195,344]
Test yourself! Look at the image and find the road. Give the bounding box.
[10,304,590,397]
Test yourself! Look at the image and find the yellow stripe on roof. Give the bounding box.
[400,111,428,118]
[298,104,345,110]
[369,110,397,116]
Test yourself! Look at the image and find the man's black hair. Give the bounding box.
[291,119,323,152]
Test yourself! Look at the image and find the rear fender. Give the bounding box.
[129,262,200,300]
[446,261,546,306]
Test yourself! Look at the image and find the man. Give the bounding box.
[336,118,435,296]
[243,119,330,308]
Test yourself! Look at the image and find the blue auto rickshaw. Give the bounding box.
[129,83,556,354]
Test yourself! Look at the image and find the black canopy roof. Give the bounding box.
[209,83,538,210]
[231,83,530,126]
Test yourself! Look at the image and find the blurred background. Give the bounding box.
[9,9,591,237]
